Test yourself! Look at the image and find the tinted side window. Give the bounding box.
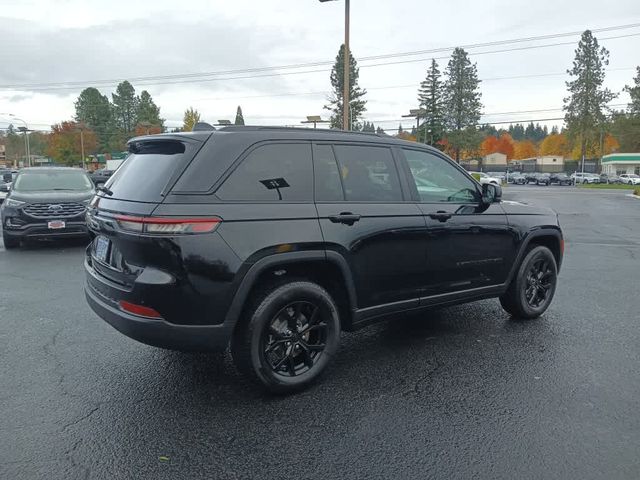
[333,145,402,202]
[216,143,312,201]
[313,144,344,201]
[403,149,480,203]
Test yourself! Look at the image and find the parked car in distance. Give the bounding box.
[89,168,115,187]
[471,171,501,185]
[485,171,506,184]
[1,167,95,248]
[550,173,573,186]
[599,173,621,184]
[508,173,527,185]
[84,126,564,393]
[619,173,640,185]
[571,172,599,184]
[524,172,540,184]
[536,173,551,186]
[0,181,10,204]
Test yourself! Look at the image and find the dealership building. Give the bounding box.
[601,153,640,175]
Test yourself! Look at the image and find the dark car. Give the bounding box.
[550,173,573,186]
[536,173,551,186]
[1,167,94,248]
[84,126,563,393]
[524,172,539,184]
[89,168,115,187]
[506,172,526,184]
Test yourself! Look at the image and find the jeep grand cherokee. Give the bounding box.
[84,126,563,393]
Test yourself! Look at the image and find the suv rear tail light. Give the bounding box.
[113,215,221,234]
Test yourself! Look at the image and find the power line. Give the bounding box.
[2,23,639,92]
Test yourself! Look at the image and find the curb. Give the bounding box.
[625,194,640,200]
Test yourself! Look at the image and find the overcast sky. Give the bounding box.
[0,0,639,133]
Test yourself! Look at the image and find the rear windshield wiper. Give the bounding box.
[97,186,113,196]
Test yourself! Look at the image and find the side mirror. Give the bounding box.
[0,184,9,193]
[482,183,502,204]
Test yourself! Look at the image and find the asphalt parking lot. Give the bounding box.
[1,186,639,480]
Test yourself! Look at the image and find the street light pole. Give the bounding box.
[80,129,85,169]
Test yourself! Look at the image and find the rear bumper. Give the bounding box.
[84,258,232,351]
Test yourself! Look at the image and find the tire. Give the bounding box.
[231,280,341,394]
[2,232,20,249]
[500,246,558,319]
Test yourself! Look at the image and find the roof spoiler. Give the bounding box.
[193,122,216,132]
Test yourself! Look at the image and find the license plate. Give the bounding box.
[94,236,110,263]
[48,220,65,230]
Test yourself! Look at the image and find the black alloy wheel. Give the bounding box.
[499,245,558,319]
[262,301,328,378]
[231,280,340,393]
[524,257,554,308]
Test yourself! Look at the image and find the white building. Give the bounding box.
[515,156,564,172]
[483,152,507,166]
[601,153,640,175]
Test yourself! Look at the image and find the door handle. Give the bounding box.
[428,211,452,222]
[328,212,361,225]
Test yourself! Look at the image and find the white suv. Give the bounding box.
[619,174,640,185]
[473,172,502,185]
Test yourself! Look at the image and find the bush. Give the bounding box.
[635,188,640,197]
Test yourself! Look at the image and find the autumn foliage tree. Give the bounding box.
[480,135,499,156]
[539,133,569,156]
[496,133,515,159]
[47,121,97,165]
[513,140,537,160]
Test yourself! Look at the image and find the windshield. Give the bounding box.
[628,174,639,178]
[13,170,93,192]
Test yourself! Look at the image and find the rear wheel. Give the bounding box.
[231,280,340,394]
[500,246,558,319]
[2,232,20,249]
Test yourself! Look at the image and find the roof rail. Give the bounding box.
[193,122,216,132]
[216,125,381,137]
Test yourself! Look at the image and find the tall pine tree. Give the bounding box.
[136,90,164,128]
[625,66,640,115]
[112,81,139,135]
[75,87,114,151]
[563,30,616,160]
[443,48,482,161]
[235,106,245,125]
[324,44,367,130]
[417,59,445,145]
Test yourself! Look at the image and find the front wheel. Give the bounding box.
[231,281,341,394]
[500,246,558,319]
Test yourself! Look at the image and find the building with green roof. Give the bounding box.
[601,153,640,175]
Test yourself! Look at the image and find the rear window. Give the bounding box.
[105,141,188,202]
[13,170,93,192]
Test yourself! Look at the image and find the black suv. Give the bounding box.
[84,127,563,393]
[1,167,94,248]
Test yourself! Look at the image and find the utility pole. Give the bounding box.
[343,0,350,131]
[80,129,85,169]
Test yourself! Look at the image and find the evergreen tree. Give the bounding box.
[443,48,482,161]
[563,30,617,160]
[417,59,445,145]
[112,81,139,135]
[398,124,404,134]
[75,87,114,151]
[324,44,367,130]
[376,126,386,135]
[625,66,640,115]
[235,106,245,125]
[551,125,559,135]
[136,90,163,127]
